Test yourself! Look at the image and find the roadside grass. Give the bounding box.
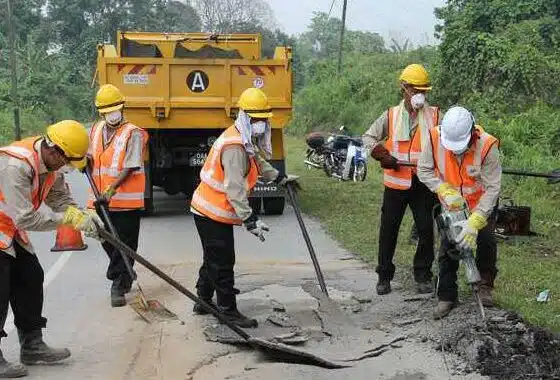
[285,135,560,332]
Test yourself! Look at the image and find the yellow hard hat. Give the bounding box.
[46,120,90,169]
[95,84,125,114]
[399,64,432,91]
[237,87,273,118]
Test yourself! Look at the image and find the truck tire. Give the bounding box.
[249,197,262,215]
[263,197,285,215]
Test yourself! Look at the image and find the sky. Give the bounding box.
[265,0,446,46]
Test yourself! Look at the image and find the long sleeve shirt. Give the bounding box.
[0,140,77,256]
[362,106,444,156]
[417,140,502,218]
[190,145,278,222]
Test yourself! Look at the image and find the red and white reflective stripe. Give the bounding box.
[199,171,227,192]
[200,135,244,181]
[110,124,136,169]
[90,121,104,154]
[384,174,411,187]
[94,167,145,178]
[191,192,239,221]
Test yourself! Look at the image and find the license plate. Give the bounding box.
[188,152,208,167]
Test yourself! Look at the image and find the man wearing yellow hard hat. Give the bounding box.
[190,87,299,328]
[87,84,149,308]
[0,120,102,377]
[362,64,443,296]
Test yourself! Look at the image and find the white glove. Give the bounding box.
[244,216,270,242]
[453,220,478,251]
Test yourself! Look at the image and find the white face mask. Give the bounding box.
[410,93,426,110]
[251,121,267,136]
[453,146,469,155]
[104,110,123,126]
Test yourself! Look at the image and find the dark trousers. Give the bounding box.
[437,212,498,302]
[1,243,47,340]
[194,214,238,308]
[376,175,438,283]
[99,210,141,289]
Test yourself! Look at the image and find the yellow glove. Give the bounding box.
[61,206,103,239]
[455,212,487,251]
[436,183,466,210]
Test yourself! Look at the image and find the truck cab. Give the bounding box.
[95,31,293,214]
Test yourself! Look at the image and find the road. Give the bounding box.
[1,171,485,380]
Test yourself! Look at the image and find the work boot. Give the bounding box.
[18,330,71,365]
[110,283,126,308]
[376,279,391,295]
[416,281,433,294]
[0,349,27,378]
[479,273,495,307]
[193,299,218,315]
[433,301,456,320]
[217,306,258,328]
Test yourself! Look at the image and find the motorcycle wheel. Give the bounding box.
[323,154,335,177]
[352,160,367,182]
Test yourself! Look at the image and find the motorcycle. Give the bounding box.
[304,126,368,182]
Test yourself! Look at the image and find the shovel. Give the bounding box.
[97,228,349,369]
[397,161,560,184]
[83,167,174,322]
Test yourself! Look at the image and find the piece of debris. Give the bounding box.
[393,318,422,327]
[403,294,432,302]
[352,293,373,304]
[338,255,355,261]
[537,289,551,303]
[267,313,300,328]
[271,299,286,312]
[342,336,407,362]
[244,365,257,371]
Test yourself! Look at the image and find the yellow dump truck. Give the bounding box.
[95,31,293,214]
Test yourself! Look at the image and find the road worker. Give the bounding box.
[363,64,443,295]
[190,87,299,328]
[417,106,501,319]
[0,121,101,378]
[87,84,149,308]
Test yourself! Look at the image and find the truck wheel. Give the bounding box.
[263,197,285,215]
[249,197,262,215]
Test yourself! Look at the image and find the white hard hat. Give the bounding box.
[440,106,475,152]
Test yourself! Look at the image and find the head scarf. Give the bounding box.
[234,110,272,159]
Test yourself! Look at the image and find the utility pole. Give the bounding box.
[7,0,21,140]
[337,0,348,75]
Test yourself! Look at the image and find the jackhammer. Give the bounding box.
[435,204,486,320]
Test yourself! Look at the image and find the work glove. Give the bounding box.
[274,174,302,191]
[61,206,103,240]
[454,212,488,251]
[243,214,270,242]
[436,183,466,211]
[98,186,116,204]
[370,145,398,170]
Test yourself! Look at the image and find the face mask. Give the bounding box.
[251,121,267,136]
[453,146,469,155]
[410,93,426,110]
[104,110,123,126]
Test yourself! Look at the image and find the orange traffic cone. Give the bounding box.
[51,225,88,252]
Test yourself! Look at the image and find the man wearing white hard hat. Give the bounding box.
[417,106,501,319]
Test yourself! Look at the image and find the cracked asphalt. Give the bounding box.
[1,172,488,379]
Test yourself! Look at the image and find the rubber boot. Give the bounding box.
[478,273,495,307]
[18,330,71,365]
[216,296,257,328]
[0,349,27,378]
[376,279,391,295]
[432,301,456,320]
[110,281,126,308]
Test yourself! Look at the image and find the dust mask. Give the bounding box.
[104,110,123,127]
[251,121,267,136]
[410,93,426,110]
[453,146,469,155]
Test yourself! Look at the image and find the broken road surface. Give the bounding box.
[3,172,556,379]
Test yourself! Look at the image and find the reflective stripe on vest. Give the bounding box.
[383,105,439,190]
[0,138,57,249]
[190,125,259,225]
[430,126,498,210]
[87,121,148,210]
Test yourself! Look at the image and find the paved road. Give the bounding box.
[1,172,485,380]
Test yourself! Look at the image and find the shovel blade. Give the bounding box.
[248,337,351,369]
[129,297,177,323]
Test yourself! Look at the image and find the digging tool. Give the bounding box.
[83,167,173,322]
[397,161,560,184]
[97,228,349,369]
[285,181,329,297]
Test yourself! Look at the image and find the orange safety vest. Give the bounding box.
[87,121,149,210]
[0,137,57,250]
[429,126,499,211]
[384,105,440,190]
[190,125,259,225]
